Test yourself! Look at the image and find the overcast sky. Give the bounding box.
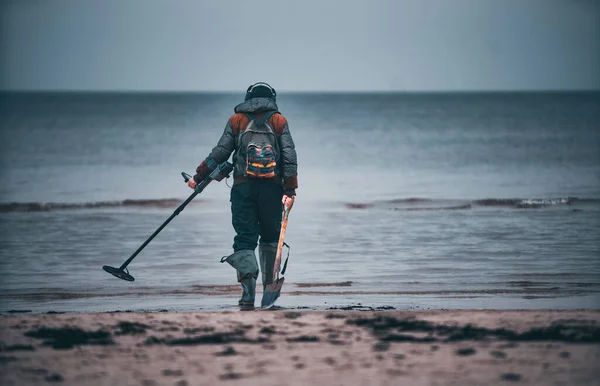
[1,0,598,91]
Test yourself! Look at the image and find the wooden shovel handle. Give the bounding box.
[273,196,295,280]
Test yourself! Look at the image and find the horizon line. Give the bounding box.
[1,88,599,94]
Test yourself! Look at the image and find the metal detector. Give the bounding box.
[102,161,234,282]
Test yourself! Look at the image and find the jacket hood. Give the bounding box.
[234,98,279,114]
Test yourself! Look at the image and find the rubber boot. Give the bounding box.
[239,276,256,311]
[220,249,259,310]
[259,242,278,285]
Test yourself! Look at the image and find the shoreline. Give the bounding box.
[2,293,599,316]
[1,309,599,385]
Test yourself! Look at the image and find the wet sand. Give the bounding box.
[1,310,599,386]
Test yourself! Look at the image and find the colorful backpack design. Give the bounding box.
[239,111,279,178]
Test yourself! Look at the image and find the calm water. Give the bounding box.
[0,92,599,313]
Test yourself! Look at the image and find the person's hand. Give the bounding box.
[282,194,295,209]
[187,178,197,190]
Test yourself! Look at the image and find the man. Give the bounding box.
[187,82,298,310]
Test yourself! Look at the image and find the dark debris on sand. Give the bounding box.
[346,315,600,344]
[559,351,570,358]
[183,327,215,335]
[383,334,436,343]
[490,350,507,359]
[21,367,49,375]
[113,321,151,336]
[325,313,347,319]
[286,335,320,343]
[259,326,277,334]
[144,331,268,346]
[0,355,18,364]
[501,373,522,382]
[214,346,237,356]
[44,373,64,382]
[219,372,244,380]
[373,341,390,352]
[24,327,115,349]
[1,344,36,352]
[162,369,184,376]
[456,347,477,356]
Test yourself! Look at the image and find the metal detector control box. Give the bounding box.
[210,161,234,182]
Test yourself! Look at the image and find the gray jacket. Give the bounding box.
[197,98,298,190]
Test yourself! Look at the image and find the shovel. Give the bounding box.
[261,195,295,308]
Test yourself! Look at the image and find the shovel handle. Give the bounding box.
[273,196,295,280]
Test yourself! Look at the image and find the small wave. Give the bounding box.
[0,199,201,212]
[396,203,472,211]
[475,198,572,208]
[345,203,375,209]
[345,197,598,211]
[472,198,521,207]
[345,199,473,211]
[387,198,433,204]
[474,197,600,208]
[294,281,353,288]
[516,198,570,208]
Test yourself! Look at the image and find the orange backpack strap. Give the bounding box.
[268,113,287,136]
[229,113,250,135]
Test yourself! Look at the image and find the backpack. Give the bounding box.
[238,111,280,178]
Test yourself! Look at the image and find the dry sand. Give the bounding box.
[1,309,599,386]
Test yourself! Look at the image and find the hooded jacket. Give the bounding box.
[194,98,298,191]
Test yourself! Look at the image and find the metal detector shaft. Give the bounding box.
[118,189,199,270]
[117,161,233,271]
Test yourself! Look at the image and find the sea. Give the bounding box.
[0,91,599,313]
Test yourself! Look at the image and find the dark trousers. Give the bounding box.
[230,181,283,251]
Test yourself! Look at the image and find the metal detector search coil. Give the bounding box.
[102,265,134,282]
[102,161,234,282]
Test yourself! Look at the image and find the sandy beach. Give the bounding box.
[1,309,599,386]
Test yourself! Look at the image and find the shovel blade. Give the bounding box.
[261,277,285,309]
